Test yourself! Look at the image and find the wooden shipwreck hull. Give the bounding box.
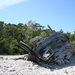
[16,25,74,68]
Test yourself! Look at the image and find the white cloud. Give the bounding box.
[0,0,28,9]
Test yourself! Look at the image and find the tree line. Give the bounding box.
[0,20,75,55]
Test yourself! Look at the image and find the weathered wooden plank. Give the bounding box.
[46,52,54,60]
[30,36,40,42]
[35,33,67,52]
[39,46,51,56]
[54,49,72,62]
[22,31,36,46]
[16,25,74,67]
[56,59,65,65]
[47,25,55,33]
[20,41,32,49]
[54,46,65,57]
[16,41,31,53]
[37,61,55,69]
[16,41,48,61]
[65,51,73,59]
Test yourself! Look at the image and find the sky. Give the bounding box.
[0,0,75,34]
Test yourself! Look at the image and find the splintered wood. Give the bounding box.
[17,25,74,68]
[33,32,74,64]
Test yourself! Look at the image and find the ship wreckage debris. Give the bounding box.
[16,25,74,68]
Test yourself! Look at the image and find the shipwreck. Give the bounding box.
[16,25,74,68]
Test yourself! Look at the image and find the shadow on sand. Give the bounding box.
[32,54,75,71]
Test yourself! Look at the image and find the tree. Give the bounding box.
[0,21,4,30]
[69,34,75,42]
[0,20,75,55]
[70,41,75,50]
[64,32,71,41]
[59,29,63,33]
[17,23,23,28]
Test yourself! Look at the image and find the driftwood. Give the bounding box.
[16,25,74,68]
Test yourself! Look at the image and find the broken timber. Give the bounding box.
[16,25,74,68]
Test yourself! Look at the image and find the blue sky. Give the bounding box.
[0,0,75,34]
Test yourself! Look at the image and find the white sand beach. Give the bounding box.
[0,54,75,75]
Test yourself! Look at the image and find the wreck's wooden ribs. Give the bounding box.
[22,31,36,46]
[47,25,54,33]
[16,25,74,68]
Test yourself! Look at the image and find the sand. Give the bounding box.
[0,54,75,75]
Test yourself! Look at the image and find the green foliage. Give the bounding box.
[69,34,75,42]
[70,41,75,50]
[64,32,71,41]
[0,21,4,30]
[59,29,75,50]
[39,31,47,39]
[59,29,63,33]
[0,21,75,55]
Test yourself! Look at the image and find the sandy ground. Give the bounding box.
[0,54,75,75]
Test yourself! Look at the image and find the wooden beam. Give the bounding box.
[22,31,36,46]
[30,36,40,42]
[47,25,54,33]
